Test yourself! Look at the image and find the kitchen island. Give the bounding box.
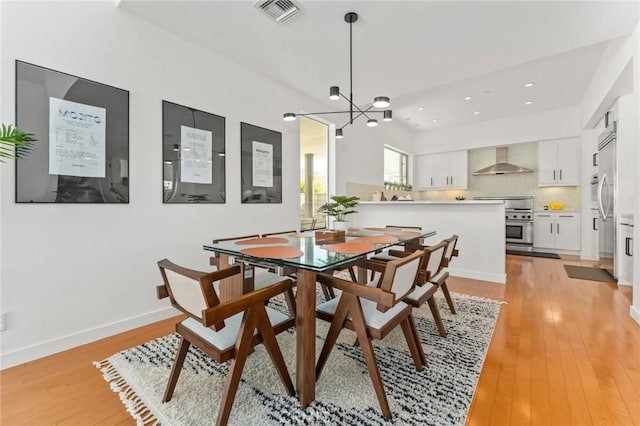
[352,200,506,283]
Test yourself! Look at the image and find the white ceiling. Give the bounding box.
[119,1,639,131]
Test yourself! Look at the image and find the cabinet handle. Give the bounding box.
[550,223,553,234]
[626,237,633,256]
[538,214,551,217]
[557,223,560,234]
[553,170,556,180]
[559,169,563,180]
[430,177,433,186]
[593,153,598,167]
[450,176,453,185]
[559,215,573,218]
[592,218,597,231]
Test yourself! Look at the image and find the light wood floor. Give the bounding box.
[1,255,638,425]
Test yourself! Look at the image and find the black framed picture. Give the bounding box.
[15,60,129,203]
[240,122,282,204]
[162,101,226,203]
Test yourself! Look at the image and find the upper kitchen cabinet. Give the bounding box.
[538,138,579,186]
[415,150,468,190]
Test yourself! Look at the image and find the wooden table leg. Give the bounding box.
[356,265,369,284]
[218,254,243,302]
[296,269,316,408]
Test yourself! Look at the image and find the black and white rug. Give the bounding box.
[95,292,503,425]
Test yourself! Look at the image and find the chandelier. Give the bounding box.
[283,12,392,139]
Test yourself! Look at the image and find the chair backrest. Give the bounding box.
[422,240,448,283]
[385,225,422,230]
[158,259,227,320]
[443,234,459,264]
[378,250,423,301]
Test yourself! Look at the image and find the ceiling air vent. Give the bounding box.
[253,0,304,24]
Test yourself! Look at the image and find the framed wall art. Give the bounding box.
[15,60,130,203]
[240,122,282,204]
[162,101,226,203]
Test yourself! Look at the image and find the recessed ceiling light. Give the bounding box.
[432,119,438,123]
[464,96,472,101]
[524,100,534,105]
[473,111,480,115]
[524,82,534,87]
[418,106,424,111]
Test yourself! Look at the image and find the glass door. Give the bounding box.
[299,117,329,230]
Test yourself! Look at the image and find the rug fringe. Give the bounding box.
[94,359,161,425]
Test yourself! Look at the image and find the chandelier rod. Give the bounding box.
[349,13,354,125]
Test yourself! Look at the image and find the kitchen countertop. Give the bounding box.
[359,200,504,205]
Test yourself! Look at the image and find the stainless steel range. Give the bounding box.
[474,196,534,251]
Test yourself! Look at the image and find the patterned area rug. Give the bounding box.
[95,292,503,425]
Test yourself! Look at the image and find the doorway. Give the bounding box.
[299,117,329,230]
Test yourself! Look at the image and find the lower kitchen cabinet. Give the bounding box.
[534,212,581,251]
[618,217,634,285]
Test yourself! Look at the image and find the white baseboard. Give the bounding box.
[449,268,506,285]
[0,307,177,370]
[631,305,640,326]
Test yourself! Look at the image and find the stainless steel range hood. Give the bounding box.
[472,147,533,175]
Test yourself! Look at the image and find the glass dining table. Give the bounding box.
[203,226,436,409]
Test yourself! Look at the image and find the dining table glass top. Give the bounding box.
[203,227,436,273]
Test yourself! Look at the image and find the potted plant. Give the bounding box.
[317,195,360,231]
[0,124,36,162]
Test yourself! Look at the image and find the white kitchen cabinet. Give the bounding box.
[538,139,579,186]
[534,212,581,251]
[414,150,467,190]
[618,217,634,286]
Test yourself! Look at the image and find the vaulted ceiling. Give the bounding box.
[119,1,639,131]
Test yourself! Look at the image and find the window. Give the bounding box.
[384,146,408,185]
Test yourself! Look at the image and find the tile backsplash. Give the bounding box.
[346,142,580,211]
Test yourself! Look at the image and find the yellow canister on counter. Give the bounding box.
[549,202,564,210]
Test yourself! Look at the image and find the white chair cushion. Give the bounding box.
[165,269,207,318]
[181,306,290,351]
[369,252,397,262]
[254,270,288,290]
[406,283,435,304]
[317,295,409,331]
[429,268,448,284]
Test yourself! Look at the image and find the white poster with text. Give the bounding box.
[252,141,273,187]
[180,125,212,184]
[49,98,106,177]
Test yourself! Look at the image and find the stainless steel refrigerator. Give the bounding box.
[597,125,616,277]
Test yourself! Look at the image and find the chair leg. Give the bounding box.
[408,314,427,367]
[216,309,258,426]
[427,296,447,337]
[347,295,392,420]
[316,296,349,380]
[284,288,297,317]
[370,269,376,282]
[441,282,457,314]
[163,336,191,403]
[348,267,357,282]
[400,318,424,371]
[320,283,335,301]
[254,307,295,396]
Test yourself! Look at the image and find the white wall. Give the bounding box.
[0,2,332,367]
[413,107,580,154]
[333,118,414,195]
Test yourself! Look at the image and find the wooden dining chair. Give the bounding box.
[433,234,460,314]
[157,259,295,426]
[369,225,423,280]
[314,250,426,420]
[365,239,450,337]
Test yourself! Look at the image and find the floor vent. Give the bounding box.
[253,0,304,24]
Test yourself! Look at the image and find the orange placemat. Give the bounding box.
[364,227,389,232]
[235,237,289,245]
[352,235,399,244]
[239,246,303,259]
[322,242,375,254]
